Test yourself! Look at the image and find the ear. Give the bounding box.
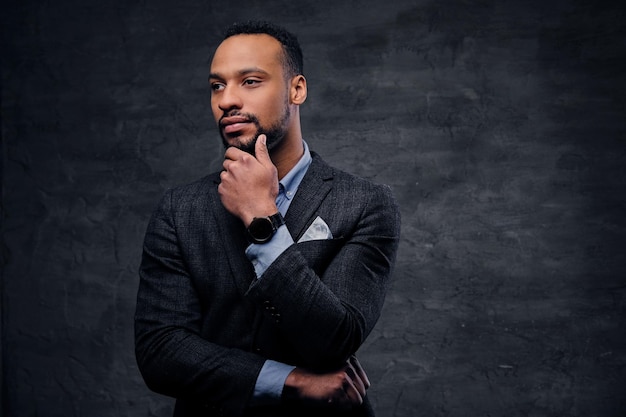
[289,75,307,105]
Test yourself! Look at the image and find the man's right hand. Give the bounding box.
[219,134,279,227]
[282,356,370,410]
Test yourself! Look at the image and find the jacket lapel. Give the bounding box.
[206,152,335,295]
[284,153,335,241]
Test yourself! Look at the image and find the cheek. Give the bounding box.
[261,94,287,119]
[241,88,288,124]
[210,99,221,121]
[247,97,273,122]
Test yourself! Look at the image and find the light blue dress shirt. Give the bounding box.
[245,141,312,405]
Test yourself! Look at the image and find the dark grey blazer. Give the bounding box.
[135,152,401,417]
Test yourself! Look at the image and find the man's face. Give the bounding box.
[209,34,292,154]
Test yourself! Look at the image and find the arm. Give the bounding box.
[247,182,400,369]
[134,189,264,416]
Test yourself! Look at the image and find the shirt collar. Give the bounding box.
[279,140,312,201]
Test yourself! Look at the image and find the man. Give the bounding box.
[135,21,400,417]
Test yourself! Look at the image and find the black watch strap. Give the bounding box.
[246,212,285,244]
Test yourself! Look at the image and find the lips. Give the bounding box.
[220,116,252,135]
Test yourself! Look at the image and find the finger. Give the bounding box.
[350,356,370,389]
[224,146,243,161]
[346,361,366,398]
[254,134,271,165]
[341,374,363,408]
[222,158,236,175]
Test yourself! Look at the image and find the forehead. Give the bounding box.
[210,34,284,75]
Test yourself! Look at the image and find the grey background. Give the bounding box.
[2,0,625,416]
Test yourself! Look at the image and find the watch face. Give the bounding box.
[249,217,273,242]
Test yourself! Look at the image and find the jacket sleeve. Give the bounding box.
[134,189,264,417]
[245,182,401,370]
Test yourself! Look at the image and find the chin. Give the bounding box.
[222,133,255,150]
[228,136,257,155]
[238,140,257,155]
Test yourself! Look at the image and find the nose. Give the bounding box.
[217,85,242,112]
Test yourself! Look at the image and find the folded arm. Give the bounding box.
[246,183,401,370]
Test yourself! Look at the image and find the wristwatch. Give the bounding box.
[246,212,285,244]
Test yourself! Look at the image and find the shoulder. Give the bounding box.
[170,173,218,198]
[154,172,220,212]
[307,152,401,238]
[311,152,397,203]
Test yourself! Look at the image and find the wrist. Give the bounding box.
[242,204,279,228]
[246,212,285,244]
[282,368,304,403]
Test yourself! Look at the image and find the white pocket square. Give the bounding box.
[298,216,333,243]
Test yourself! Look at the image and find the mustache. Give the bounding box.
[219,111,259,126]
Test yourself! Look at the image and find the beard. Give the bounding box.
[219,105,291,156]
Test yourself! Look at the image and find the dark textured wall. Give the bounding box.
[2,1,625,416]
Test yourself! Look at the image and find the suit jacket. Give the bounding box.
[135,152,401,417]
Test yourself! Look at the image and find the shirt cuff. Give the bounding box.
[251,360,296,406]
[245,225,294,277]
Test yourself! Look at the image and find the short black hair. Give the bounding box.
[223,21,304,77]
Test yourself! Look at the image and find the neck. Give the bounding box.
[271,112,305,179]
[271,134,304,179]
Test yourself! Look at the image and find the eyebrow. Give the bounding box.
[209,67,270,80]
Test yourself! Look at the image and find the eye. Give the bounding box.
[210,82,225,92]
[243,78,261,86]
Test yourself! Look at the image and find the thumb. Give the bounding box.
[255,134,271,164]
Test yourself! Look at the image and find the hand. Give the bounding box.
[282,356,371,410]
[218,135,279,226]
